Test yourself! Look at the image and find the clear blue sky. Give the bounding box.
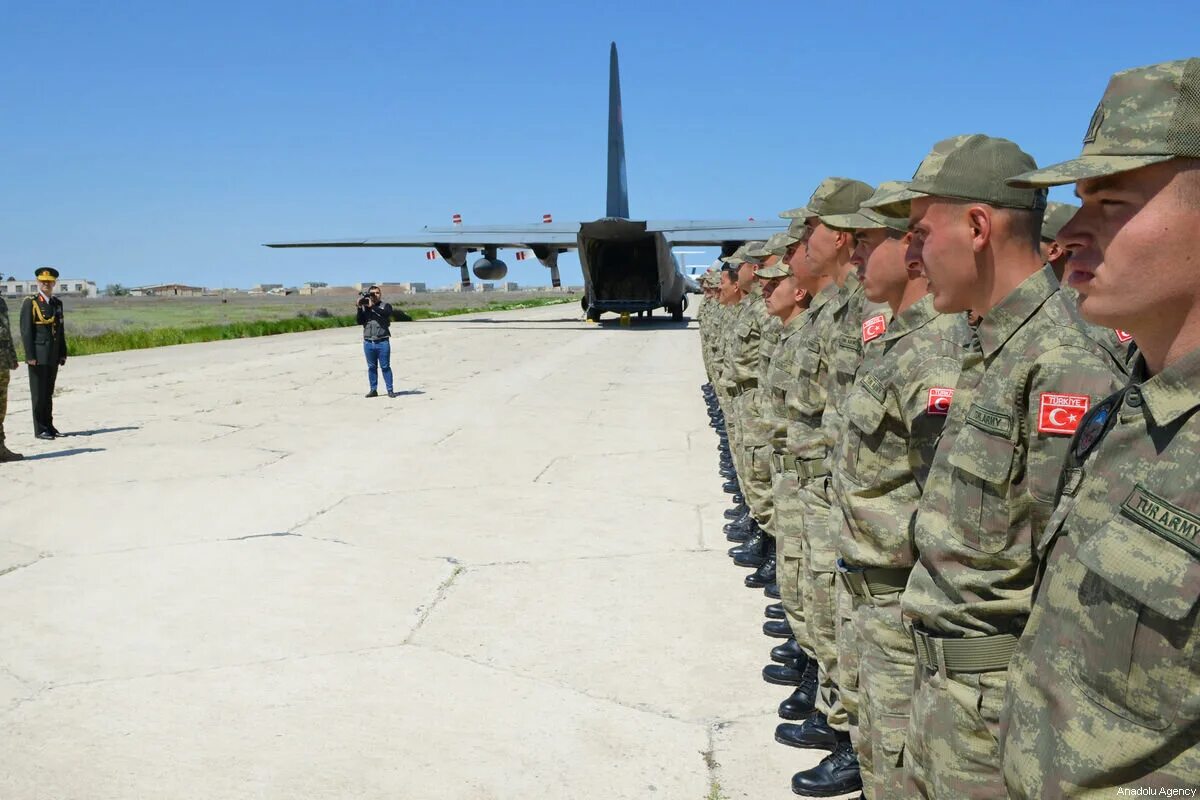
[1,1,1196,291]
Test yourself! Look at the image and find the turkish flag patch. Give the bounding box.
[1115,329,1134,343]
[927,387,954,415]
[1037,392,1090,435]
[862,314,887,344]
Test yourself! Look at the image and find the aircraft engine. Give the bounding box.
[472,257,508,280]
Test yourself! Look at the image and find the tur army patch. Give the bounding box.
[966,403,1013,437]
[927,387,954,415]
[1121,485,1200,559]
[861,314,887,344]
[1037,392,1090,436]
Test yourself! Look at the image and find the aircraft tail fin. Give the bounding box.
[606,42,630,219]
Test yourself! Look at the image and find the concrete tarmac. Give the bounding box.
[0,303,853,799]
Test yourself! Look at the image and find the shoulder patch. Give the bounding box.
[1121,485,1200,559]
[861,314,887,344]
[926,387,954,416]
[1114,329,1134,343]
[860,373,886,403]
[965,403,1014,437]
[1037,392,1090,436]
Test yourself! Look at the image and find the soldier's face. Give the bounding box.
[859,231,908,305]
[764,276,801,318]
[785,241,806,275]
[907,197,977,313]
[38,280,54,296]
[804,220,842,277]
[719,274,737,303]
[1063,160,1200,337]
[736,262,757,292]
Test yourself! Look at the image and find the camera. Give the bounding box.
[358,290,373,306]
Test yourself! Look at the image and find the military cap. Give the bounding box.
[1010,59,1200,187]
[1040,201,1079,242]
[720,242,765,266]
[823,181,912,234]
[748,231,794,259]
[784,177,875,222]
[754,259,792,280]
[872,135,1046,217]
[35,266,59,282]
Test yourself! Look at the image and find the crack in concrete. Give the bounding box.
[701,724,729,800]
[229,532,300,541]
[531,457,559,483]
[432,427,461,446]
[0,553,50,580]
[403,561,466,644]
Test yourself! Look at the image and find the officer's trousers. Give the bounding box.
[849,589,919,800]
[28,363,58,435]
[905,665,1007,800]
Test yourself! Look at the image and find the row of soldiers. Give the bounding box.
[695,58,1199,799]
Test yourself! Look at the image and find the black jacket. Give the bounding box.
[20,294,68,365]
[356,301,393,341]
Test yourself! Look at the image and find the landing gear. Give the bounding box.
[587,308,602,322]
[668,303,684,322]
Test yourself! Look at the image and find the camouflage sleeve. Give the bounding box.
[1023,345,1127,530]
[0,300,16,369]
[898,353,964,492]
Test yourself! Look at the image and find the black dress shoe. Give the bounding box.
[47,426,63,437]
[35,431,55,440]
[765,602,785,620]
[764,582,781,599]
[779,686,817,721]
[722,479,740,494]
[776,711,839,751]
[723,503,749,520]
[790,736,862,797]
[365,390,378,398]
[771,638,804,664]
[763,619,792,639]
[763,661,806,686]
[745,555,776,587]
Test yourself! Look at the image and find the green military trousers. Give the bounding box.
[799,476,849,732]
[772,466,810,653]
[904,664,1007,800]
[732,391,775,530]
[0,368,9,437]
[848,589,918,800]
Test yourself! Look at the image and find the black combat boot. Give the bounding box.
[762,660,806,686]
[724,514,753,542]
[722,479,740,494]
[770,638,803,665]
[764,602,785,620]
[730,492,745,506]
[777,660,818,720]
[719,465,737,480]
[790,735,862,797]
[775,710,839,751]
[762,619,792,638]
[744,541,776,586]
[723,502,749,520]
[764,582,781,599]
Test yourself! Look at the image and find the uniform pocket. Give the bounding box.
[840,385,888,485]
[1068,512,1200,729]
[946,426,1018,554]
[879,712,908,768]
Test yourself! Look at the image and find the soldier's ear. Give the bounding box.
[966,206,992,253]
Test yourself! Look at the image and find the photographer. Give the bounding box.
[355,285,395,398]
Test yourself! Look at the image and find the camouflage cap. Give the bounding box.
[748,232,794,259]
[1040,201,1079,242]
[878,135,1046,215]
[823,181,912,233]
[785,177,875,222]
[720,242,765,266]
[1009,59,1200,188]
[754,260,792,279]
[785,217,809,242]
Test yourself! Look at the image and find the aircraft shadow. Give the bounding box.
[59,426,141,437]
[22,447,106,461]
[389,390,425,397]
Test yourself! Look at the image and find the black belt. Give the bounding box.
[364,337,390,343]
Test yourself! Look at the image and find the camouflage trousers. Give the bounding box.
[848,589,918,800]
[799,477,849,732]
[0,368,8,436]
[905,664,1007,799]
[772,467,810,653]
[731,393,774,530]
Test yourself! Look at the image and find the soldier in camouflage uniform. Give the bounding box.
[769,177,875,799]
[875,135,1127,799]
[1000,58,1200,797]
[823,184,970,800]
[0,276,24,462]
[1041,201,1135,371]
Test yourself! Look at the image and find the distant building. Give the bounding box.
[1,276,97,298]
[248,284,283,294]
[498,282,519,292]
[473,283,495,293]
[130,283,205,297]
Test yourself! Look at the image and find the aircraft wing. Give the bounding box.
[650,219,787,246]
[264,224,582,250]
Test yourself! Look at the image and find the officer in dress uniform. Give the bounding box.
[19,267,68,439]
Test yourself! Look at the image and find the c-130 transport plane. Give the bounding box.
[265,43,782,321]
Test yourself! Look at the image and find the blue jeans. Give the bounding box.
[363,339,393,393]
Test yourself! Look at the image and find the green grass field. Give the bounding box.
[2,292,580,359]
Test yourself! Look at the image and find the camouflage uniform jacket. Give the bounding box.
[1001,348,1200,796]
[739,304,780,446]
[0,297,18,370]
[708,303,733,391]
[718,292,763,397]
[784,281,841,462]
[902,266,1127,637]
[763,313,809,454]
[831,295,969,569]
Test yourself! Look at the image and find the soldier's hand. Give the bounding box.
[26,359,35,366]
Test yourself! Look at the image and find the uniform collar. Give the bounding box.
[809,282,839,313]
[780,311,807,339]
[37,292,49,302]
[881,294,937,342]
[1133,346,1200,427]
[975,265,1057,358]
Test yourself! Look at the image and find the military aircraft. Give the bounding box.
[265,43,782,322]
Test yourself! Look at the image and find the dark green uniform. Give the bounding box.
[20,293,68,436]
